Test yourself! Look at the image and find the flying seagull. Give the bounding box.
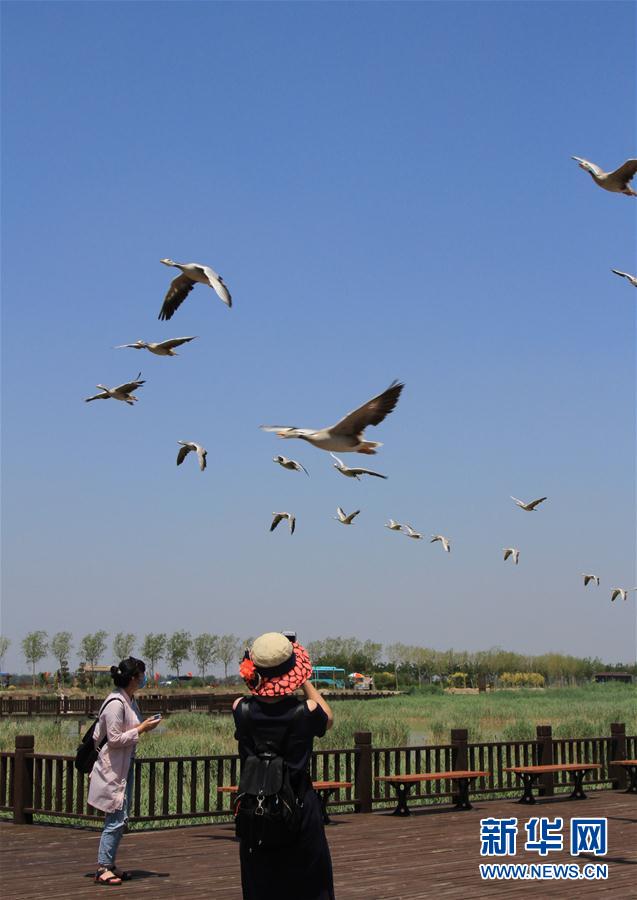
[85,373,145,405]
[385,519,403,531]
[176,441,207,471]
[260,380,404,455]
[115,336,197,356]
[158,259,232,321]
[511,496,547,512]
[330,453,387,480]
[582,574,600,587]
[610,588,635,603]
[403,524,423,540]
[571,157,637,196]
[611,269,637,288]
[334,507,360,525]
[270,512,296,534]
[503,548,520,565]
[273,456,309,476]
[431,535,451,553]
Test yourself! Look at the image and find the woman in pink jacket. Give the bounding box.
[88,657,160,885]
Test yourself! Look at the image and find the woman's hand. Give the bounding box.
[137,716,161,734]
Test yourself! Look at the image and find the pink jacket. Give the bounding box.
[87,690,140,813]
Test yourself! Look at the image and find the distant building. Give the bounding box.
[593,671,633,684]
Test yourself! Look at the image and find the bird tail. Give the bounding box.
[358,441,382,455]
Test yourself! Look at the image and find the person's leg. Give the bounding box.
[97,767,134,876]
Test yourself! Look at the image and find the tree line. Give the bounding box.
[0,632,246,686]
[0,632,633,688]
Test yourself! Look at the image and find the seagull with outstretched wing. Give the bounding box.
[572,157,637,195]
[272,456,309,476]
[158,259,232,321]
[385,519,403,531]
[511,496,547,512]
[431,535,451,553]
[260,381,404,454]
[176,441,207,471]
[330,453,387,480]
[115,336,197,356]
[582,574,600,587]
[85,373,145,405]
[334,507,360,525]
[403,524,423,540]
[503,548,520,565]
[610,587,635,603]
[270,512,296,534]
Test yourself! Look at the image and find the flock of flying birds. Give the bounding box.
[84,156,637,604]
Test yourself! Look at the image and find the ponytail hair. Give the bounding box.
[110,656,146,688]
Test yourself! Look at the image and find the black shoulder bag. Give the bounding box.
[74,696,124,774]
[233,699,306,851]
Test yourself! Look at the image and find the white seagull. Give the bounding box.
[176,441,207,472]
[260,381,404,455]
[158,259,232,320]
[571,157,637,196]
[403,524,423,540]
[330,453,387,480]
[610,588,635,603]
[431,535,451,553]
[270,512,296,535]
[611,269,637,288]
[582,574,600,587]
[511,496,547,512]
[115,336,197,356]
[273,456,309,476]
[503,548,520,565]
[334,507,360,525]
[85,373,145,405]
[385,519,403,531]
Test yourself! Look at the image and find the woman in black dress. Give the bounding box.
[233,632,335,900]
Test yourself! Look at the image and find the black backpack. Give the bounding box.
[74,696,124,774]
[233,700,305,851]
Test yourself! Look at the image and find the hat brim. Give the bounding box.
[249,642,313,697]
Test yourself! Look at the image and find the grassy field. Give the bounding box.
[0,684,634,756]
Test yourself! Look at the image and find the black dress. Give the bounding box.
[233,695,335,900]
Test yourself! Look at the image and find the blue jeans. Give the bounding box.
[97,764,134,868]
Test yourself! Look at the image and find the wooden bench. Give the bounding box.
[504,763,602,804]
[375,770,489,816]
[217,780,353,825]
[610,759,637,794]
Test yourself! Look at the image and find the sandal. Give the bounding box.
[95,867,122,886]
[112,868,132,881]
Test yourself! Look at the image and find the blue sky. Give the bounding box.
[1,1,635,673]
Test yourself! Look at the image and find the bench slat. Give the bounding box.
[376,770,488,784]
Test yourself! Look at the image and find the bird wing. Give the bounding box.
[270,514,284,531]
[176,445,191,465]
[85,392,110,402]
[336,507,346,519]
[197,446,207,471]
[289,516,296,534]
[159,336,197,350]
[260,424,299,433]
[330,452,346,469]
[351,467,387,478]
[504,549,512,560]
[610,590,620,602]
[159,274,196,321]
[583,575,591,586]
[609,159,637,184]
[510,496,524,506]
[612,269,631,279]
[527,497,547,509]
[200,266,232,308]
[114,343,140,349]
[347,510,361,523]
[330,381,404,436]
[296,461,309,476]
[115,376,145,394]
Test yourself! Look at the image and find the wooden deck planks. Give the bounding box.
[0,791,634,898]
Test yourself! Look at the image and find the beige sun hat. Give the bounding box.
[239,632,313,697]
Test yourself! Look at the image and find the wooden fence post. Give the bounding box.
[536,725,554,796]
[13,735,34,825]
[354,731,372,814]
[609,723,627,790]
[451,728,468,771]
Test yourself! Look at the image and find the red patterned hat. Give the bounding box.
[240,632,313,697]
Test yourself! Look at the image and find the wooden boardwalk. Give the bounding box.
[1,791,634,898]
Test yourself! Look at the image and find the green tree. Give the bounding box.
[192,633,218,680]
[50,632,73,684]
[166,631,191,676]
[79,631,108,687]
[21,631,48,687]
[141,633,166,680]
[217,634,241,679]
[113,632,136,661]
[0,635,10,670]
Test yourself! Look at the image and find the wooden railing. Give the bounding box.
[1,723,632,828]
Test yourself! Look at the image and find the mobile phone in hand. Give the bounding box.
[152,714,162,721]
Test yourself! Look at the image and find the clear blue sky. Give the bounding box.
[1,1,635,673]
